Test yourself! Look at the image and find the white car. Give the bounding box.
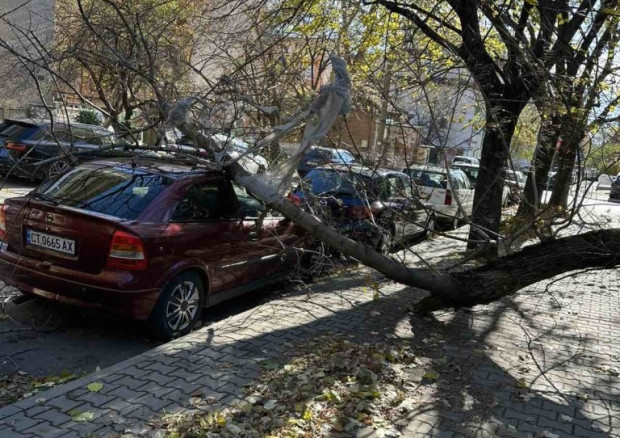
[452,156,480,166]
[212,134,269,171]
[403,165,474,229]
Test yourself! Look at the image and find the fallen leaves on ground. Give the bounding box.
[0,369,80,407]
[154,336,431,437]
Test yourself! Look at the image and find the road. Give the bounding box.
[0,177,617,381]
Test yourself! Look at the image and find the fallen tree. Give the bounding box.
[169,55,620,314]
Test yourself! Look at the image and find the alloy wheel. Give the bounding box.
[165,280,200,331]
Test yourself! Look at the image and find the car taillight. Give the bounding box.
[445,189,452,205]
[107,230,147,270]
[286,193,302,206]
[0,205,7,240]
[5,142,28,153]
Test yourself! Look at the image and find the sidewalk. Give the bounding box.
[0,241,618,437]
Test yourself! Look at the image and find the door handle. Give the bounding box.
[249,231,259,241]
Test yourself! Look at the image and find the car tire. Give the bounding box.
[299,242,328,282]
[425,215,437,239]
[149,271,205,341]
[451,212,461,230]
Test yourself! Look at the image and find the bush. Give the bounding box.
[74,109,102,126]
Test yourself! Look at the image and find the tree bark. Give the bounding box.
[549,122,584,208]
[467,101,520,249]
[416,228,620,312]
[516,115,561,218]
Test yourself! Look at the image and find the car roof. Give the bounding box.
[405,164,449,173]
[451,163,479,169]
[313,164,407,179]
[4,118,106,130]
[80,157,218,179]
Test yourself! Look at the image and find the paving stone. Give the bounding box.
[45,396,82,412]
[1,413,40,432]
[133,394,173,413]
[32,408,74,427]
[0,426,32,438]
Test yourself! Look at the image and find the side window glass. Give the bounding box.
[233,184,266,217]
[386,177,406,198]
[448,172,461,190]
[172,181,237,222]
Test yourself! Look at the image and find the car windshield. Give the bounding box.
[303,169,376,196]
[37,166,172,219]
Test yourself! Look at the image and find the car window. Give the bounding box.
[38,166,172,220]
[455,166,479,184]
[0,121,39,139]
[304,169,375,196]
[334,149,355,163]
[448,171,462,190]
[305,149,332,160]
[408,170,446,188]
[172,180,237,222]
[233,184,265,217]
[386,176,407,198]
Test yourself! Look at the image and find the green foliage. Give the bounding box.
[74,109,101,126]
[511,103,540,161]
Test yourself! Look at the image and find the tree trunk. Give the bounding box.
[516,115,561,218]
[416,229,620,312]
[373,71,392,166]
[548,123,583,208]
[467,101,520,249]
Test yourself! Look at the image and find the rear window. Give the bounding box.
[334,150,355,163]
[304,169,376,196]
[304,149,332,160]
[37,166,172,219]
[0,121,39,139]
[406,169,447,188]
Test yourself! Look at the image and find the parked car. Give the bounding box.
[168,132,269,173]
[0,119,127,180]
[452,156,479,166]
[609,174,620,199]
[0,158,307,339]
[451,162,513,206]
[294,165,433,253]
[297,146,356,177]
[503,169,526,191]
[212,134,269,172]
[403,165,473,229]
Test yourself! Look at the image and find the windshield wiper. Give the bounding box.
[30,192,59,205]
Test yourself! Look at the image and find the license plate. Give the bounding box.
[26,229,76,255]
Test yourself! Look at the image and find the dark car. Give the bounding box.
[0,159,307,339]
[294,165,433,253]
[297,146,356,177]
[609,174,620,199]
[0,119,127,180]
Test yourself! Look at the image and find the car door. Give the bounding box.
[166,177,252,294]
[234,183,302,277]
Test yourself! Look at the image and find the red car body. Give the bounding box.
[0,159,306,326]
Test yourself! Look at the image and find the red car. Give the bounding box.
[0,159,307,339]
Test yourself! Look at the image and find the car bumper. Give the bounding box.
[0,244,160,319]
